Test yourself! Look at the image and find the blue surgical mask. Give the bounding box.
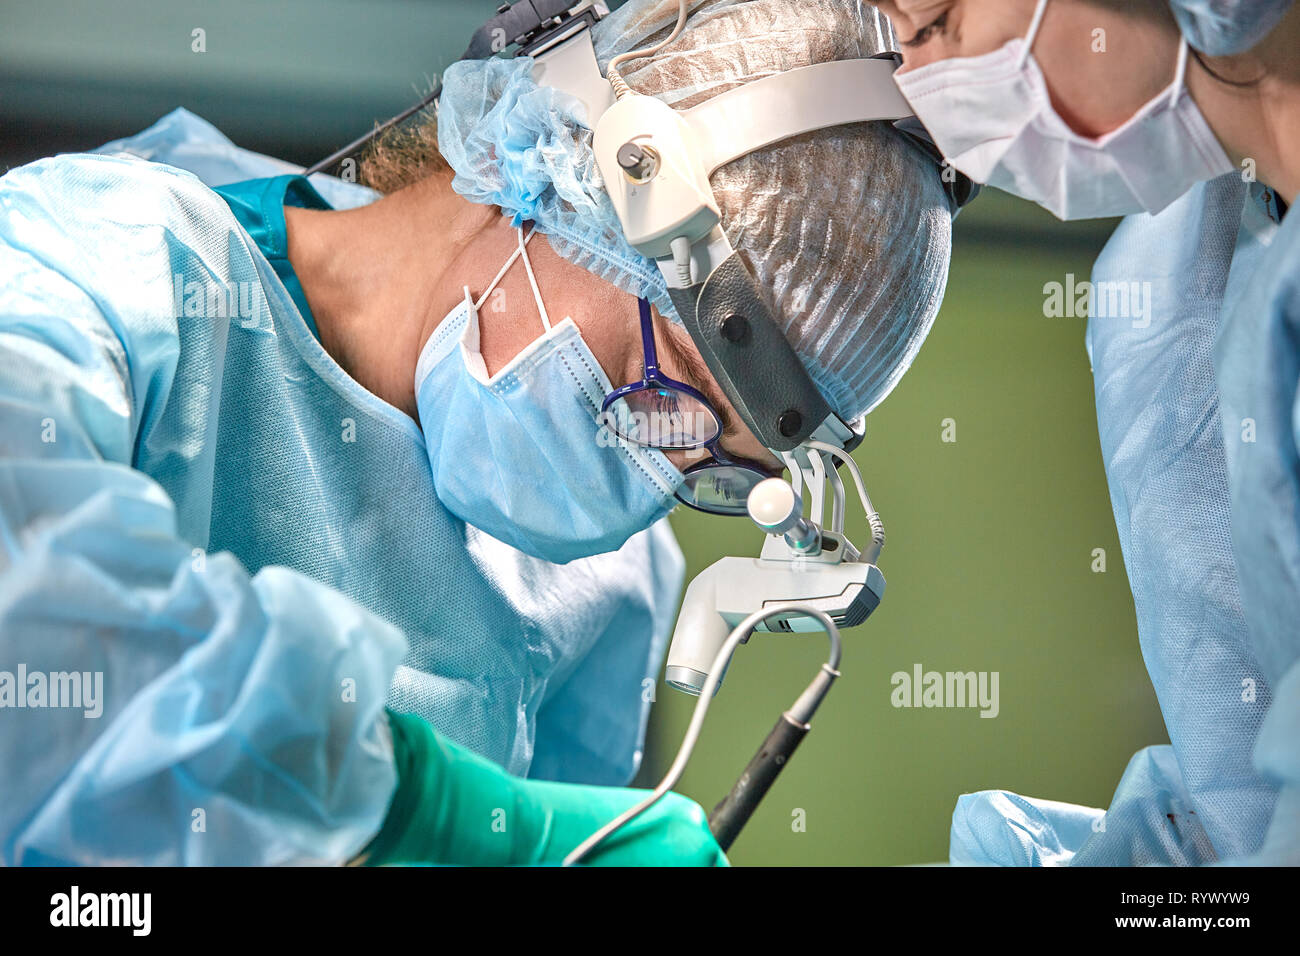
[415,228,683,564]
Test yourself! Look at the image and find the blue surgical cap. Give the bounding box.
[1168,0,1294,55]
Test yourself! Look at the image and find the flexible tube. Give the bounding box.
[606,0,691,99]
[806,440,886,559]
[562,602,840,866]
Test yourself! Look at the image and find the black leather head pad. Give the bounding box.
[669,253,833,453]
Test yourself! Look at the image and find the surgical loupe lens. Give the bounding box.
[604,387,719,450]
[678,465,766,515]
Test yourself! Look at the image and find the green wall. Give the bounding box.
[640,201,1169,865]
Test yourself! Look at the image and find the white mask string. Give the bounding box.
[514,226,552,332]
[1017,0,1190,108]
[1017,0,1052,69]
[463,226,552,334]
[1171,40,1191,107]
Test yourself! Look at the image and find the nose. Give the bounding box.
[894,43,947,73]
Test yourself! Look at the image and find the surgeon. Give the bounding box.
[868,0,1300,864]
[0,0,952,865]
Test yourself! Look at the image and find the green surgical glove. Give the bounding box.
[361,710,728,867]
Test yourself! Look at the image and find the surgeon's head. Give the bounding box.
[341,0,952,563]
[590,0,954,424]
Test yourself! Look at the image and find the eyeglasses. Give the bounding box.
[601,298,776,516]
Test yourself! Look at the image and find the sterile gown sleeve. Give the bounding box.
[0,165,407,866]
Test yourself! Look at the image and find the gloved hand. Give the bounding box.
[361,710,728,867]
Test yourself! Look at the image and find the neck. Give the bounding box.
[284,172,522,417]
[1188,8,1300,204]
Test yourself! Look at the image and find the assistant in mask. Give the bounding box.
[889,0,1233,220]
[868,0,1300,866]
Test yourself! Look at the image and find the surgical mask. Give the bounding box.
[414,228,683,564]
[893,0,1235,220]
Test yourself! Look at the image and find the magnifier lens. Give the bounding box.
[678,465,766,515]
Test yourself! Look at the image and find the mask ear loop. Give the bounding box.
[1170,39,1191,107]
[514,227,553,333]
[465,226,551,324]
[1017,0,1052,69]
[466,227,537,316]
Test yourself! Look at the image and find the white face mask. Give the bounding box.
[893,0,1235,220]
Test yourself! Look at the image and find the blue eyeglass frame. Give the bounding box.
[600,298,721,449]
[600,298,780,516]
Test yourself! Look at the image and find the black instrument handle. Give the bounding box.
[707,713,810,852]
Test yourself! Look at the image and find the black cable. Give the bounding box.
[301,0,578,177]
[301,81,443,178]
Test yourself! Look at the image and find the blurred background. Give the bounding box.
[2,0,1169,864]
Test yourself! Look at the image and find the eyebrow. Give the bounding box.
[902,10,949,47]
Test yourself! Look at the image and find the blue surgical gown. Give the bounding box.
[950,175,1299,865]
[0,121,684,865]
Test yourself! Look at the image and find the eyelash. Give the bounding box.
[903,11,949,48]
